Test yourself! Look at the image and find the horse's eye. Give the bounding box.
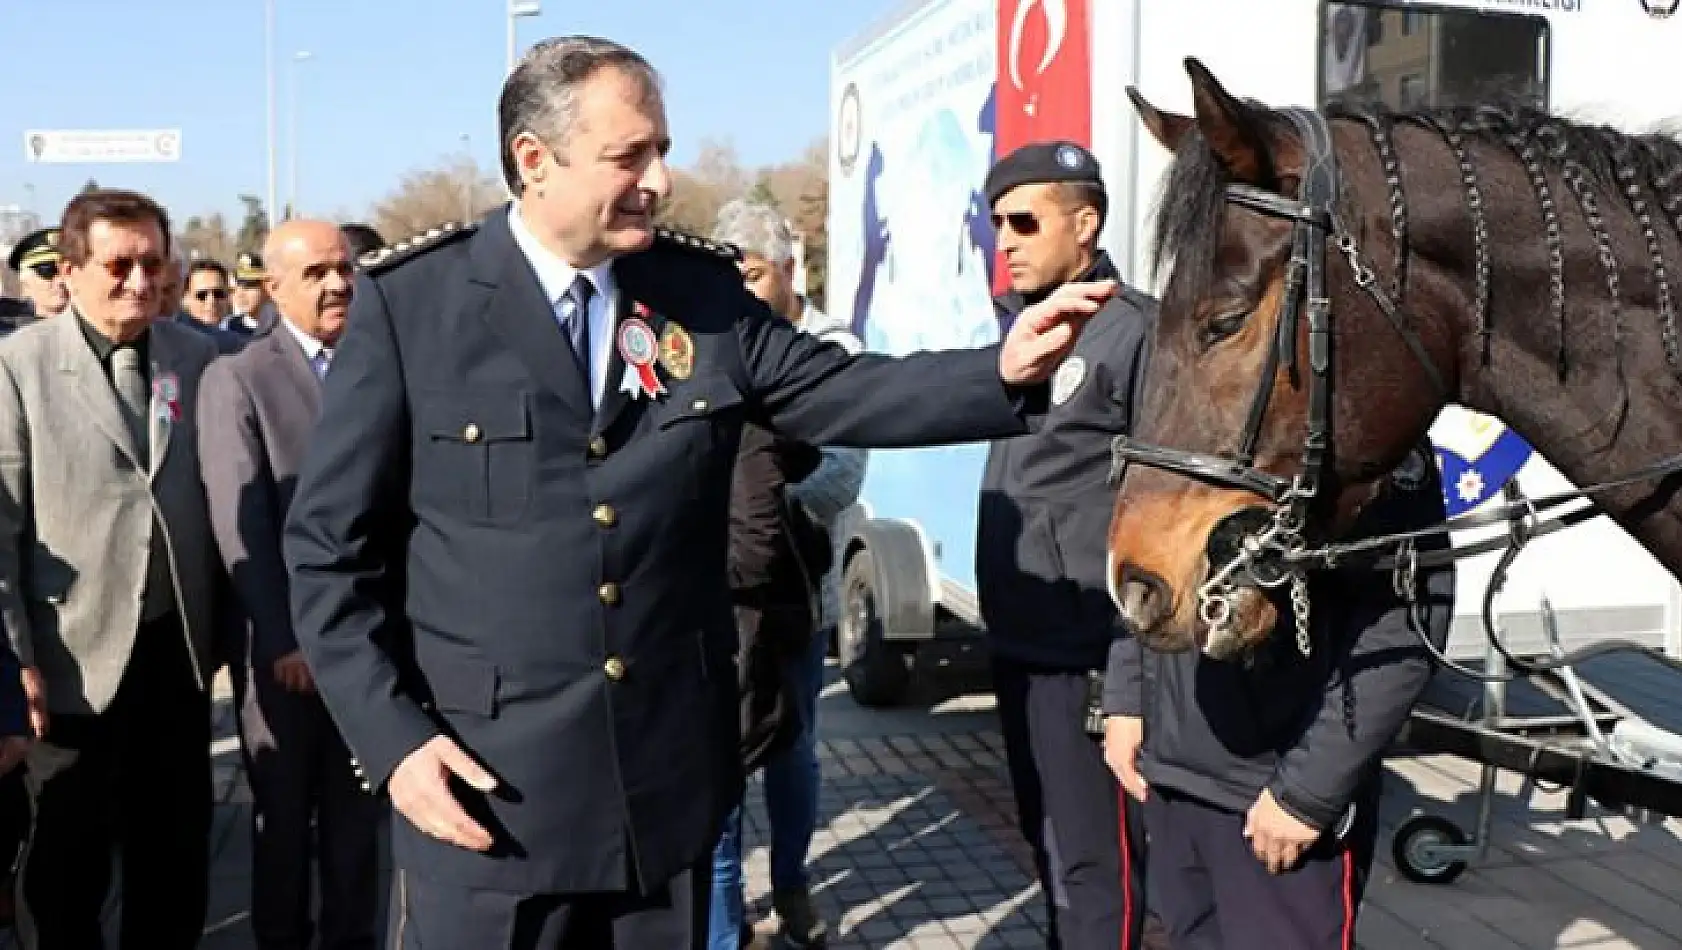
[1200,309,1249,347]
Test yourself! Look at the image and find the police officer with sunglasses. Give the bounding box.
[976,141,1157,950]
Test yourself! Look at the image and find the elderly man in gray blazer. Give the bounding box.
[0,189,221,948]
[199,218,382,950]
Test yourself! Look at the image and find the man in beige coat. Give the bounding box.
[0,189,221,948]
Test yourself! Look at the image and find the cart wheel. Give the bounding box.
[1392,815,1469,885]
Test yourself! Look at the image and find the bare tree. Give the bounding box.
[236,195,270,256]
[369,156,504,241]
[179,213,238,264]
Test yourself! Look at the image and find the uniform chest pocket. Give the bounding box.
[415,392,534,525]
[654,375,748,493]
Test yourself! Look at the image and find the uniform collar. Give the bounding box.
[506,203,617,309]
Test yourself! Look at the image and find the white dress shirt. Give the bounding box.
[282,317,333,380]
[507,203,616,410]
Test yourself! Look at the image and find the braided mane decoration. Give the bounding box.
[1156,100,1682,387]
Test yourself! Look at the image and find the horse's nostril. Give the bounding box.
[1117,568,1169,632]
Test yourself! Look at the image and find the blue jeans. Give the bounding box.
[707,628,828,950]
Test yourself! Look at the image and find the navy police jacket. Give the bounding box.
[977,251,1156,669]
[1104,447,1455,831]
[282,211,1041,896]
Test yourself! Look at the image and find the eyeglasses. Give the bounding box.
[26,262,57,281]
[97,255,168,280]
[193,288,229,301]
[990,211,1041,237]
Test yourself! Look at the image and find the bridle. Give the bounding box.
[1105,106,1682,670]
[1107,108,1447,656]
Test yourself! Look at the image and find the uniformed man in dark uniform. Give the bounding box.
[226,251,274,337]
[6,227,69,321]
[976,142,1153,950]
[282,35,1113,950]
[1104,449,1455,949]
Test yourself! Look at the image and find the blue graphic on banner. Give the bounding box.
[1434,426,1535,516]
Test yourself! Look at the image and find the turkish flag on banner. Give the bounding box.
[993,0,1093,293]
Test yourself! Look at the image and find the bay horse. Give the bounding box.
[1107,58,1682,660]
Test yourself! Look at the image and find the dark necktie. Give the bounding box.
[566,274,594,385]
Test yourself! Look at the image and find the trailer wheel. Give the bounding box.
[1392,815,1469,885]
[839,548,912,708]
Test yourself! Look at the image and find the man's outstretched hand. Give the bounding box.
[998,280,1116,384]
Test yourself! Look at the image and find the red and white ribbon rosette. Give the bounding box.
[617,316,666,400]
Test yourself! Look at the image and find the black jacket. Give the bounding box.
[977,251,1156,669]
[729,423,822,773]
[282,213,1040,896]
[1104,448,1455,830]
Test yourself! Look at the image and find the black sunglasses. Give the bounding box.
[26,262,57,281]
[194,288,229,301]
[990,211,1041,236]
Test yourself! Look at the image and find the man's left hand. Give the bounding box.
[1244,789,1321,875]
[998,280,1116,384]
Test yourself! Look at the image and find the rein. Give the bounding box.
[1109,106,1682,676]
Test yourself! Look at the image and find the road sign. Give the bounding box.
[23,129,182,164]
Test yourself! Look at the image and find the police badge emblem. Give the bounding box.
[1051,356,1086,406]
[658,323,694,380]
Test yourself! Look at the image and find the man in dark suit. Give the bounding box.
[200,219,383,950]
[283,36,1112,950]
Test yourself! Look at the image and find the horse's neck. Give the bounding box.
[1453,219,1682,579]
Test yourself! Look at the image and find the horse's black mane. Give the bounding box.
[1151,97,1682,379]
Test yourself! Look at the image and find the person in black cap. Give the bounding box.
[975,140,1157,950]
[6,227,69,320]
[339,223,386,260]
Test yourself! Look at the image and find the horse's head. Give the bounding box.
[1108,60,1457,659]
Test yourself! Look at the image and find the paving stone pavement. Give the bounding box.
[56,645,1682,949]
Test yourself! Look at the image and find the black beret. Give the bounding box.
[7,227,60,273]
[984,141,1105,207]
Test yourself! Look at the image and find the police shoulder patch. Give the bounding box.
[653,227,742,263]
[359,221,476,274]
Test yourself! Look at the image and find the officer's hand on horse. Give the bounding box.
[390,735,499,852]
[1243,789,1320,875]
[1103,715,1148,802]
[998,280,1117,384]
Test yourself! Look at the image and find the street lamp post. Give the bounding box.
[288,51,313,219]
[265,0,278,230]
[507,0,541,76]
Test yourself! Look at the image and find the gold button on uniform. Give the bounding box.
[463,423,482,443]
[592,504,617,527]
[598,582,620,605]
[604,656,626,681]
[588,436,608,459]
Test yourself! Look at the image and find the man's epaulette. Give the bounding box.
[359,221,476,275]
[653,227,741,263]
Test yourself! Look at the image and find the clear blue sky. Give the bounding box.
[1,0,905,229]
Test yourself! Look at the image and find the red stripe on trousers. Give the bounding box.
[1340,847,1356,950]
[1118,790,1134,949]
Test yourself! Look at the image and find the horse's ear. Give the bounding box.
[1127,87,1194,154]
[1183,57,1274,185]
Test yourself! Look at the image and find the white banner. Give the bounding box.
[23,129,182,164]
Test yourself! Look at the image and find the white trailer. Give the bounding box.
[828,0,1682,705]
